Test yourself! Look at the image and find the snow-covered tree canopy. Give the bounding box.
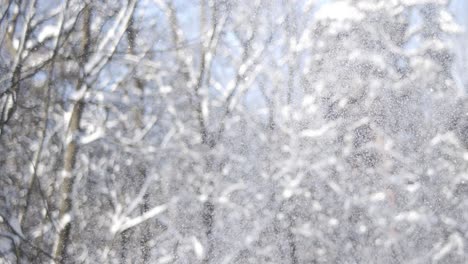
[1,0,468,263]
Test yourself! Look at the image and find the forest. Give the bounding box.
[1,0,468,263]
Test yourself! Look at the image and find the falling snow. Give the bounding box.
[1,0,468,263]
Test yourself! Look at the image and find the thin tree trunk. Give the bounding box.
[126,17,152,262]
[202,199,214,264]
[199,2,218,263]
[140,193,150,263]
[53,100,84,262]
[287,214,298,264]
[120,229,130,264]
[52,5,91,262]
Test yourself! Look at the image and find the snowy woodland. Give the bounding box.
[1,0,468,263]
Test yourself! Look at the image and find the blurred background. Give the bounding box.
[1,0,468,263]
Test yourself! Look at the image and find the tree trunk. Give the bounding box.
[287,215,298,264]
[52,5,91,262]
[53,100,84,262]
[202,200,214,264]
